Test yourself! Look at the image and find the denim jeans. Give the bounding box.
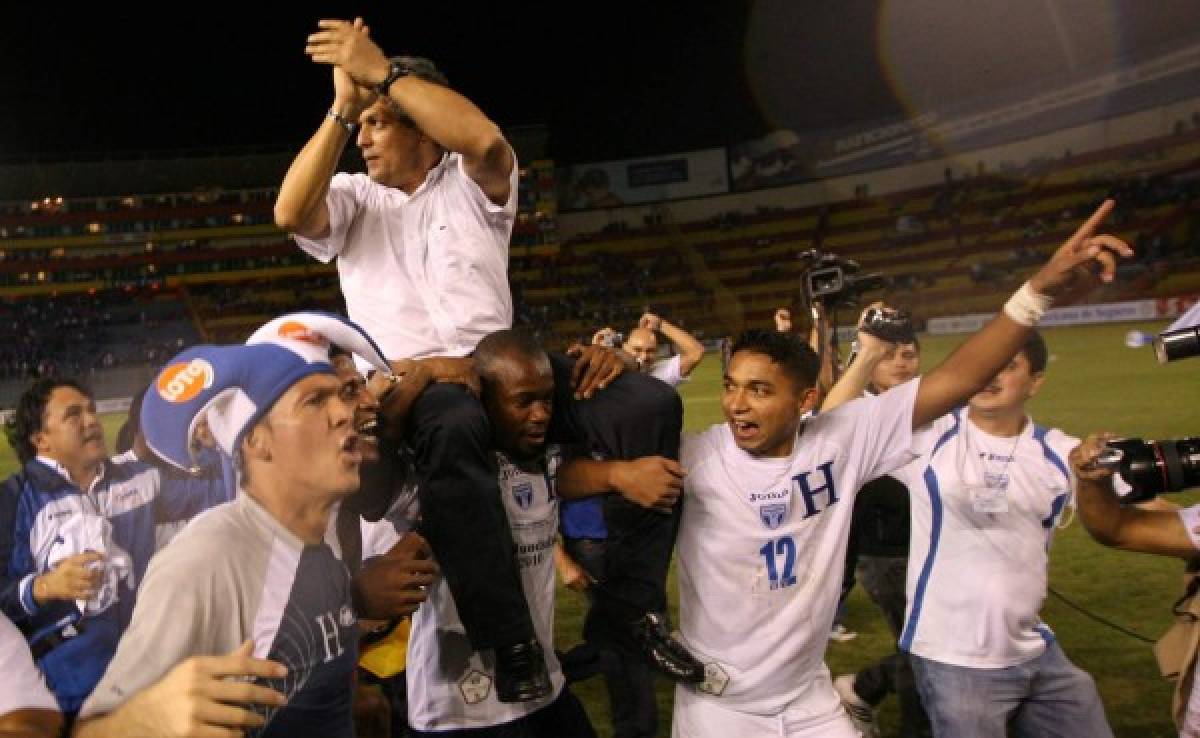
[910,642,1113,738]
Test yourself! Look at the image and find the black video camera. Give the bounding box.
[800,249,889,308]
[860,306,916,345]
[1094,437,1200,503]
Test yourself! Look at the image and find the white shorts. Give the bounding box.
[671,683,861,738]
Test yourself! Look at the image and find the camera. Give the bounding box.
[800,249,889,307]
[1094,437,1200,503]
[861,307,916,344]
[594,329,623,349]
[1154,324,1200,363]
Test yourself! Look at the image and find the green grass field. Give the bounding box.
[2,320,1194,736]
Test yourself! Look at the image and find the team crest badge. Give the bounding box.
[759,502,788,529]
[458,669,492,704]
[513,481,534,510]
[698,661,730,696]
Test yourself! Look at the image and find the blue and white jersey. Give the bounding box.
[896,409,1076,668]
[0,455,228,713]
[82,493,357,737]
[407,447,564,731]
[674,379,926,721]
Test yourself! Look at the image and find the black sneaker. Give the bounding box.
[494,638,552,703]
[631,612,704,683]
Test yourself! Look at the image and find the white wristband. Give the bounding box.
[1003,281,1053,326]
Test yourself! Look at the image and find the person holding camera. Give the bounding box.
[824,307,932,738]
[1071,433,1200,735]
[885,329,1113,738]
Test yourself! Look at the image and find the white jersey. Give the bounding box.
[650,354,688,387]
[406,448,564,731]
[895,409,1076,668]
[675,379,927,721]
[0,614,57,714]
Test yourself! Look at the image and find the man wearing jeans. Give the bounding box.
[893,332,1112,738]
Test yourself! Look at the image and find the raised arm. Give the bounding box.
[1069,434,1197,559]
[913,200,1131,428]
[305,18,514,204]
[819,324,892,413]
[641,313,705,377]
[275,19,377,238]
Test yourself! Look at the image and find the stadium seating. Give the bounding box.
[0,129,1198,402]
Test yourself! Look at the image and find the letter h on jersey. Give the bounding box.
[793,461,839,519]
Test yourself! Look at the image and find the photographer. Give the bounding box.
[1071,434,1200,734]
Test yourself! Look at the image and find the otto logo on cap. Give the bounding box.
[157,359,215,404]
[278,321,328,347]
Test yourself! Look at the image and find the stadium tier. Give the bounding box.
[1,128,1198,401]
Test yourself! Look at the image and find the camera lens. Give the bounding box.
[1108,437,1200,502]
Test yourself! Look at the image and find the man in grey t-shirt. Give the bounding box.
[77,314,395,738]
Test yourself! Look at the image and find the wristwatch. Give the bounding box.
[375,61,412,97]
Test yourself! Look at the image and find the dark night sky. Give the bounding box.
[4,2,1200,165]
[1,3,778,164]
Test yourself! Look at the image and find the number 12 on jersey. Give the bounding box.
[759,536,797,590]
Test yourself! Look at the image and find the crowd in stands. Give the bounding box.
[0,292,192,381]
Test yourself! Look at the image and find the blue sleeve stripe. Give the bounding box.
[1035,623,1056,645]
[899,413,959,653]
[1042,492,1069,530]
[1033,425,1070,485]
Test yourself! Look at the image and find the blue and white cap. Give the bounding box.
[141,312,391,472]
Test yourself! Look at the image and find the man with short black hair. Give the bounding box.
[406,329,682,737]
[0,377,227,714]
[671,202,1131,737]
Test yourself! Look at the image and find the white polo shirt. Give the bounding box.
[0,614,57,714]
[295,152,517,362]
[895,410,1077,669]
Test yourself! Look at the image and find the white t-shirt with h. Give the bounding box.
[295,153,518,362]
[895,409,1076,668]
[673,379,926,733]
[406,449,564,731]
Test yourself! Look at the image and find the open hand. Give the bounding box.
[566,344,628,399]
[355,533,438,619]
[307,18,390,89]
